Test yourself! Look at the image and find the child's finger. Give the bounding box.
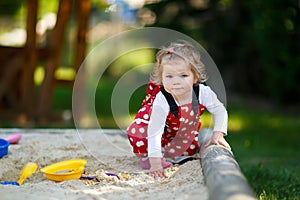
[149,169,167,179]
[204,140,217,148]
[219,139,231,150]
[204,140,211,147]
[160,172,168,178]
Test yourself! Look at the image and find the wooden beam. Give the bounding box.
[72,0,91,125]
[37,0,72,120]
[199,129,256,200]
[37,0,91,121]
[74,0,91,72]
[21,0,38,118]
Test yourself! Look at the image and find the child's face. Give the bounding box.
[161,59,196,102]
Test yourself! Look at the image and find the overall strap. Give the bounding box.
[160,87,179,118]
[192,84,200,114]
[160,84,200,118]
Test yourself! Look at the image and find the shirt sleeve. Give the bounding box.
[199,84,228,135]
[147,92,169,158]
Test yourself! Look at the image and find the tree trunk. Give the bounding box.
[20,0,38,119]
[37,0,72,120]
[72,0,91,125]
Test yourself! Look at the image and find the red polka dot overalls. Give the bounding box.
[127,82,206,159]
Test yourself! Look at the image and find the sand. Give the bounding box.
[0,129,208,200]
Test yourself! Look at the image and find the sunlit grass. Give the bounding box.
[228,116,243,132]
[199,112,213,129]
[197,110,244,132]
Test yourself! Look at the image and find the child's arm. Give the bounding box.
[200,85,230,150]
[147,93,169,178]
[147,95,169,158]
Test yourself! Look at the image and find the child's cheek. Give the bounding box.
[164,86,172,94]
[162,79,171,92]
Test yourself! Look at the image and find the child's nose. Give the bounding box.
[172,77,180,84]
[172,77,179,85]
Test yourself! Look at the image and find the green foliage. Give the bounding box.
[240,0,300,104]
[38,0,59,18]
[145,0,300,104]
[0,0,23,16]
[52,85,72,111]
[0,0,58,18]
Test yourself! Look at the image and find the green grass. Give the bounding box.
[225,103,300,199]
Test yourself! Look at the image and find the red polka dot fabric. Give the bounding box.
[127,82,206,159]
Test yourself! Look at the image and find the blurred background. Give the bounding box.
[0,0,299,199]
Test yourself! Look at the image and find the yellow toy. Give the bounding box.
[1,162,38,186]
[41,159,86,182]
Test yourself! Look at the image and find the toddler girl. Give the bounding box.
[127,40,230,178]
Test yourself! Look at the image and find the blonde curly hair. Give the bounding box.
[150,40,207,85]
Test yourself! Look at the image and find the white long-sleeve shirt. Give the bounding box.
[147,84,228,157]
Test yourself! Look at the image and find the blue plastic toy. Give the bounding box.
[0,138,9,158]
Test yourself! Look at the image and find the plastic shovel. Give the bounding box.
[0,162,38,186]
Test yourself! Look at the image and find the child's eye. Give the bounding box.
[166,75,173,78]
[181,74,189,78]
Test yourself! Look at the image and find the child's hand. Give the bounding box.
[205,131,231,150]
[148,157,168,179]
